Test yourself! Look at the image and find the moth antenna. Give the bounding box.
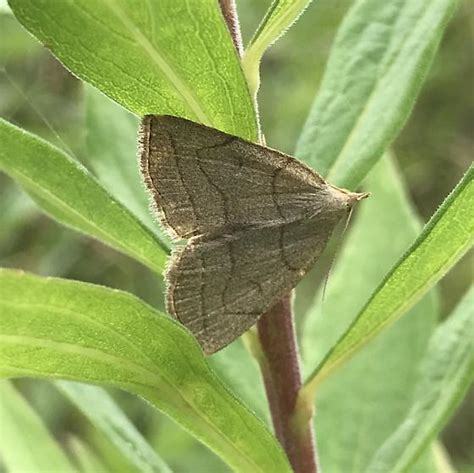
[320,206,355,305]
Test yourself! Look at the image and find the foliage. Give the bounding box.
[0,0,472,472]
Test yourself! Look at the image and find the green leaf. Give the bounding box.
[0,11,40,60]
[367,287,474,473]
[83,85,171,249]
[56,381,172,473]
[367,288,474,473]
[305,163,473,390]
[84,86,162,236]
[242,0,313,97]
[431,442,457,473]
[0,381,77,472]
[300,155,437,471]
[295,0,459,187]
[8,0,257,141]
[0,269,291,473]
[302,154,435,371]
[0,117,168,274]
[149,414,231,472]
[0,178,38,250]
[0,1,11,14]
[69,436,112,473]
[210,338,270,425]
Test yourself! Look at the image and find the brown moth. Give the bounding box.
[139,115,368,354]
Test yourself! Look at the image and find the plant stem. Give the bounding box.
[257,297,318,473]
[217,2,318,472]
[218,0,244,57]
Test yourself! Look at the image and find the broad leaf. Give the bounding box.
[8,0,257,140]
[242,0,313,97]
[305,164,473,390]
[0,269,291,473]
[367,287,474,473]
[0,118,168,274]
[56,381,172,473]
[296,0,459,187]
[301,155,437,471]
[0,381,77,472]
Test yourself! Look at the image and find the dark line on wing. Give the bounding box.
[195,148,230,222]
[197,136,242,171]
[198,136,236,151]
[168,133,199,236]
[222,238,236,311]
[249,279,265,312]
[278,225,301,272]
[271,158,291,219]
[170,244,206,334]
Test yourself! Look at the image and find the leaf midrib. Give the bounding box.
[103,0,211,125]
[0,300,273,473]
[390,326,473,472]
[326,0,442,184]
[6,165,164,273]
[322,230,472,380]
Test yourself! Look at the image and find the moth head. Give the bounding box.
[346,190,370,208]
[331,186,370,211]
[325,182,367,203]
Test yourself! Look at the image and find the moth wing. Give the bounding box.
[140,115,327,239]
[166,218,339,354]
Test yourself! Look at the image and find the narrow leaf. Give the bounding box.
[210,338,271,425]
[84,86,164,239]
[301,155,437,471]
[8,0,257,140]
[296,0,459,187]
[301,154,435,372]
[0,381,77,472]
[305,164,473,390]
[367,287,474,473]
[431,442,457,473]
[68,437,112,473]
[0,118,168,274]
[0,270,291,473]
[56,381,172,473]
[242,0,313,96]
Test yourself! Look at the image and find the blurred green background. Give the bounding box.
[0,0,472,471]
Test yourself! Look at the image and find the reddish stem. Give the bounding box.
[218,0,244,57]
[217,2,318,472]
[257,296,318,473]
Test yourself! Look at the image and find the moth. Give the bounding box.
[140,115,368,354]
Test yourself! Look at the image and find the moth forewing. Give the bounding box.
[140,115,368,354]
